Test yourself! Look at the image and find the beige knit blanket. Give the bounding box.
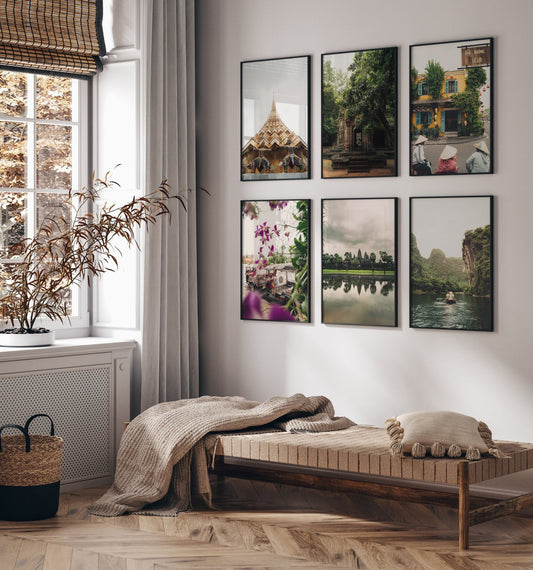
[88,394,354,517]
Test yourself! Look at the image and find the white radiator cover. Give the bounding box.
[0,338,133,489]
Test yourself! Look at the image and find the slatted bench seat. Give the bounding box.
[211,425,533,550]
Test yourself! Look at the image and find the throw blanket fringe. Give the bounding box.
[88,394,354,517]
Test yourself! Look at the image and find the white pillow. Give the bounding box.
[385,411,505,460]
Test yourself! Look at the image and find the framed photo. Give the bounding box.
[241,56,310,181]
[410,196,493,331]
[321,47,397,179]
[322,198,398,327]
[241,199,310,322]
[410,38,493,176]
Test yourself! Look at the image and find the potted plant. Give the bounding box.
[0,173,189,347]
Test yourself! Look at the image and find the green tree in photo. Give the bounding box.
[424,59,445,100]
[452,66,487,136]
[344,251,352,268]
[379,250,394,269]
[342,48,396,148]
[410,66,419,101]
[322,248,394,273]
[452,90,483,135]
[465,66,487,92]
[322,60,347,147]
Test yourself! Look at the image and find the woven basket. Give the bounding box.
[0,414,63,521]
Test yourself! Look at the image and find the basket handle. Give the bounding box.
[0,424,30,453]
[24,414,55,436]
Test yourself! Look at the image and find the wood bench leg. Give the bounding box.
[458,460,470,550]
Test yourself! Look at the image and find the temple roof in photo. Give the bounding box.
[243,99,307,153]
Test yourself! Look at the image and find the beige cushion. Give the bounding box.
[385,411,505,460]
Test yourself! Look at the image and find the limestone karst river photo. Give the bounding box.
[410,196,493,331]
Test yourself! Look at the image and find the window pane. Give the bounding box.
[36,124,72,190]
[1,72,81,326]
[37,193,71,238]
[0,261,73,319]
[0,71,27,117]
[0,262,17,298]
[0,122,27,188]
[36,75,72,121]
[0,192,26,257]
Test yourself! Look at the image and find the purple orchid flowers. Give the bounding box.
[242,291,295,321]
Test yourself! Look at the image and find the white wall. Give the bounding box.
[196,0,533,454]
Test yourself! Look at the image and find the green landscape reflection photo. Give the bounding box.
[322,198,397,326]
[410,196,493,331]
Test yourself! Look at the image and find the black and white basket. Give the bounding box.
[0,414,63,521]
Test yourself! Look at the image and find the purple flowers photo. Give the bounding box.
[241,200,310,323]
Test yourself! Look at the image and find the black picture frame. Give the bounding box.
[241,199,311,323]
[241,56,311,181]
[410,196,494,331]
[321,47,398,179]
[321,197,398,327]
[409,38,493,176]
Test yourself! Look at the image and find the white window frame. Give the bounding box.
[0,72,90,334]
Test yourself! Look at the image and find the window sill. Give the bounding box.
[0,336,136,362]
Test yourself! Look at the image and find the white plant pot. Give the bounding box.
[0,330,55,347]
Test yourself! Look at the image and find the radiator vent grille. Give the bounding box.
[0,366,111,482]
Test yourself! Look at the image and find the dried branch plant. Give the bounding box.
[0,172,198,332]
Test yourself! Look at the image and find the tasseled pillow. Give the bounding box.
[385,411,507,460]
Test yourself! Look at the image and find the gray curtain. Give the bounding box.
[139,0,199,413]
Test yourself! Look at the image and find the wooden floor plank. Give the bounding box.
[1,518,329,569]
[1,479,532,569]
[96,552,127,570]
[70,548,100,570]
[43,543,73,570]
[0,535,22,569]
[138,516,165,534]
[14,538,47,569]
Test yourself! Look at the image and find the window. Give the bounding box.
[0,70,88,328]
[445,80,459,94]
[415,111,432,126]
[417,82,428,96]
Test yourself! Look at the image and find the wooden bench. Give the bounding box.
[211,425,533,550]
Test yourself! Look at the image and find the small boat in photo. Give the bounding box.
[445,291,456,305]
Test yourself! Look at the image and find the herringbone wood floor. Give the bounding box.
[1,474,532,569]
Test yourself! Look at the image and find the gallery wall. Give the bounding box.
[196,0,533,488]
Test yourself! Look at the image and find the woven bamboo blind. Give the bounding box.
[0,0,106,79]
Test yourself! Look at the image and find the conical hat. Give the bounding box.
[415,135,428,145]
[440,145,457,160]
[474,140,489,154]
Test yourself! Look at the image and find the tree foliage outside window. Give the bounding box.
[0,70,78,315]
